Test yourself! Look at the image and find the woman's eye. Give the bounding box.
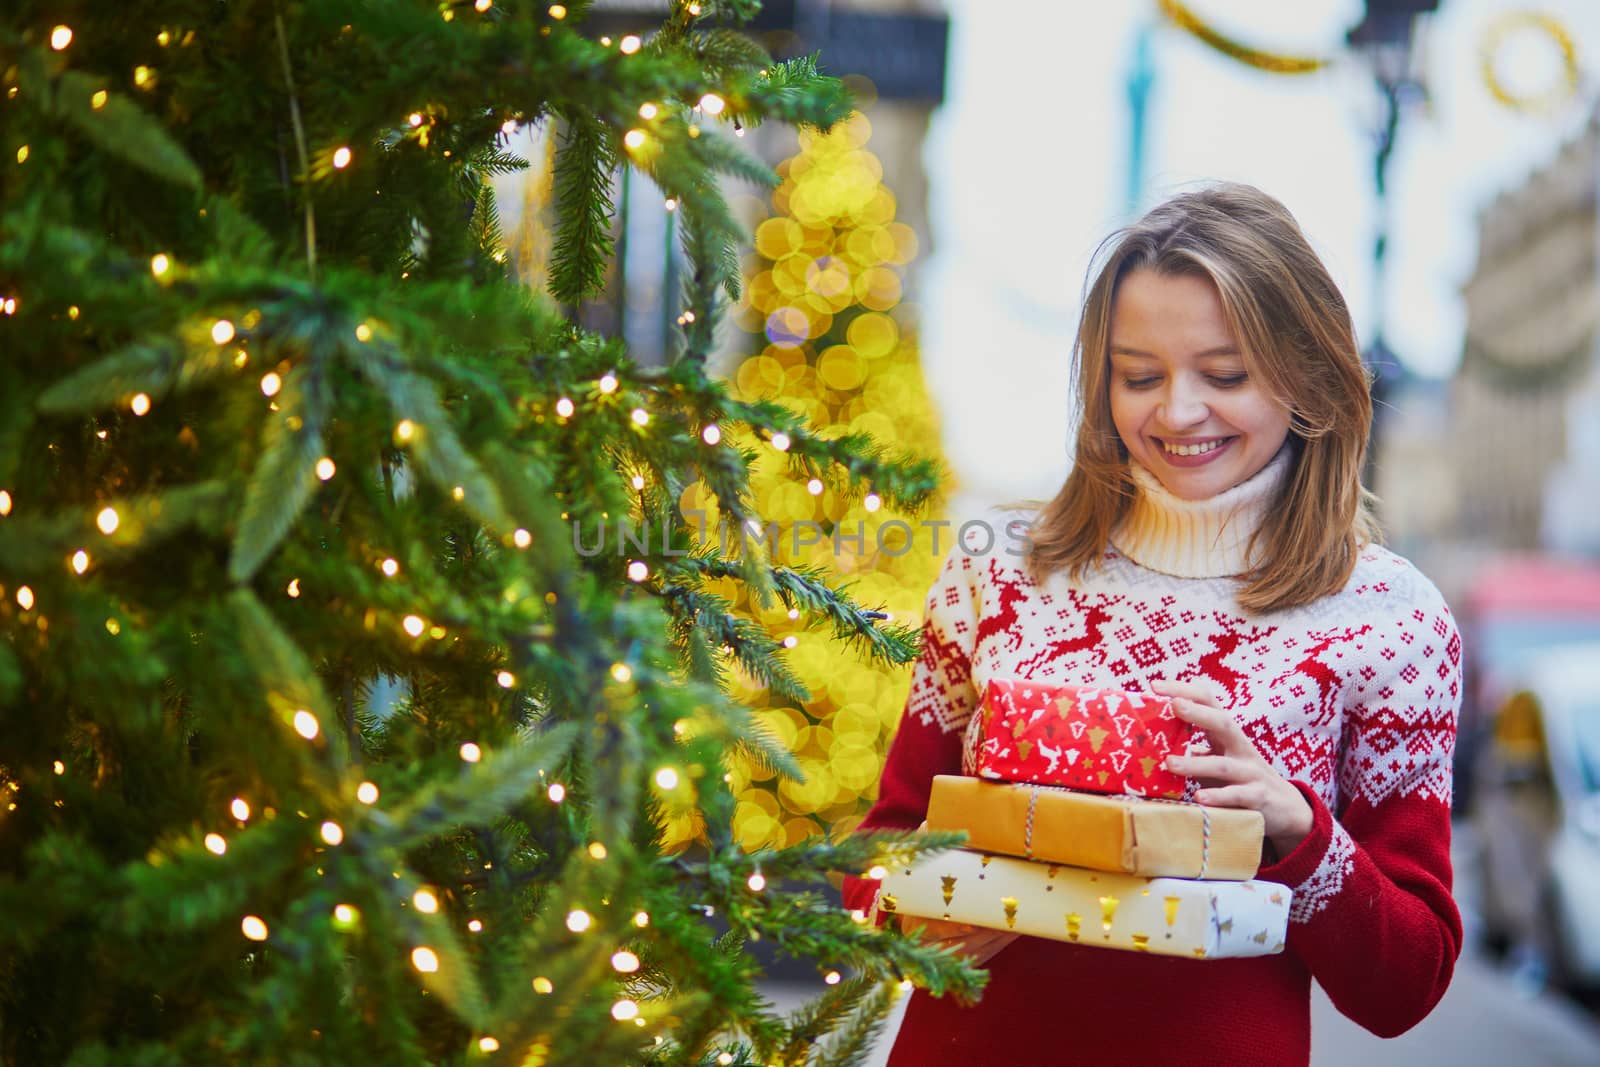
[1120,377,1160,389]
[1208,375,1249,388]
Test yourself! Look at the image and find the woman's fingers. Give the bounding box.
[1165,753,1249,781]
[1193,782,1270,809]
[1149,679,1220,707]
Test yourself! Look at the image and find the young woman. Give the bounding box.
[842,183,1462,1066]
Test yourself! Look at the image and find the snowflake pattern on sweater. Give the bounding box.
[844,525,1463,1064]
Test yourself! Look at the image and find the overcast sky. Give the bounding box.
[922,0,1600,504]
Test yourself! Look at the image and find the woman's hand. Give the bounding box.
[898,914,1018,967]
[1152,679,1313,858]
[894,822,1018,966]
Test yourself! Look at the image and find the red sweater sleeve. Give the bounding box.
[1259,594,1464,1037]
[841,547,983,917]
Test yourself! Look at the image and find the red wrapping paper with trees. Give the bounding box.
[976,679,1194,799]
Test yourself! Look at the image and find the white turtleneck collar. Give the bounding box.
[1109,444,1293,579]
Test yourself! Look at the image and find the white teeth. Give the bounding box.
[1162,439,1225,457]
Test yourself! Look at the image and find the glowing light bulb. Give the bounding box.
[496,670,515,689]
[611,950,640,973]
[867,865,888,881]
[631,408,649,426]
[355,323,372,342]
[599,373,618,393]
[610,663,632,683]
[476,0,493,11]
[211,319,235,345]
[627,561,648,581]
[459,742,482,763]
[787,608,800,620]
[699,93,725,115]
[134,66,152,87]
[825,970,842,985]
[478,1037,499,1052]
[286,578,301,598]
[205,833,227,855]
[782,635,798,648]
[0,490,11,515]
[630,474,645,490]
[701,423,721,445]
[293,710,319,739]
[231,797,250,821]
[320,821,343,845]
[15,146,28,164]
[332,147,352,169]
[623,130,646,150]
[52,760,65,775]
[633,911,650,928]
[90,90,107,110]
[719,1055,735,1066]
[411,947,439,973]
[620,34,641,54]
[533,976,554,994]
[413,889,439,913]
[260,372,282,397]
[334,904,357,924]
[548,3,566,16]
[770,432,791,451]
[380,558,399,577]
[13,587,31,611]
[512,528,532,549]
[96,507,119,535]
[150,253,171,278]
[612,999,639,1021]
[408,112,423,127]
[241,916,269,941]
[747,872,766,892]
[547,783,566,803]
[863,493,881,512]
[807,478,823,495]
[566,909,591,933]
[555,397,574,417]
[467,919,483,932]
[654,767,679,790]
[130,393,151,416]
[638,102,658,119]
[402,615,425,637]
[357,781,379,804]
[315,457,336,481]
[70,550,89,574]
[588,842,607,860]
[664,198,677,211]
[50,26,73,50]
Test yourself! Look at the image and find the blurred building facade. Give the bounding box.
[1378,108,1600,597]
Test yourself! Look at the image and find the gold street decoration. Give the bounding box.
[1157,0,1330,75]
[1480,10,1581,114]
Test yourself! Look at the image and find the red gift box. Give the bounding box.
[975,679,1193,798]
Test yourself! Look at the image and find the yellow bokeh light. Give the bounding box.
[211,319,235,345]
[241,916,269,941]
[260,372,282,397]
[205,833,227,855]
[413,889,439,913]
[293,710,320,739]
[96,507,119,535]
[411,947,439,973]
[357,781,379,804]
[50,26,73,50]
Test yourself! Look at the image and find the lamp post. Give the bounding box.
[1345,0,1436,492]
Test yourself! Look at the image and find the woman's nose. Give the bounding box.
[1159,381,1208,428]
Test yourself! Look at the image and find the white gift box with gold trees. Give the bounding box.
[880,848,1292,960]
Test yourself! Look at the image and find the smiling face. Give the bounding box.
[1107,269,1291,501]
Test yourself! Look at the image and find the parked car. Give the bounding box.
[1471,641,1600,996]
[1452,555,1600,814]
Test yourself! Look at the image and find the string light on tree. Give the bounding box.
[611,950,640,973]
[611,999,640,1021]
[293,710,320,739]
[654,767,679,790]
[496,670,515,688]
[332,147,352,169]
[50,26,73,50]
[150,253,171,278]
[546,782,565,802]
[478,1037,499,1052]
[512,528,532,548]
[411,947,439,973]
[565,909,591,933]
[231,797,250,821]
[211,319,235,345]
[260,372,282,397]
[555,397,574,417]
[380,558,399,577]
[402,615,426,637]
[747,871,766,892]
[0,490,11,515]
[333,904,358,926]
[627,561,648,581]
[413,889,439,913]
[130,393,151,416]
[319,821,343,845]
[241,916,269,941]
[769,432,790,451]
[204,833,227,855]
[699,93,725,116]
[533,976,554,994]
[587,841,608,859]
[96,506,119,535]
[623,130,647,150]
[633,911,650,928]
[598,373,618,393]
[70,550,89,575]
[619,34,641,54]
[315,457,337,481]
[459,742,482,763]
[356,781,379,804]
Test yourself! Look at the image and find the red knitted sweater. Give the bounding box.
[842,484,1462,1066]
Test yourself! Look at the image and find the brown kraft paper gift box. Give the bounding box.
[925,774,1265,881]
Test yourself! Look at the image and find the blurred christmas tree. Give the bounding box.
[688,113,947,854]
[0,3,980,1064]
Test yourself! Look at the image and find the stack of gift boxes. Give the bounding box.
[877,679,1293,960]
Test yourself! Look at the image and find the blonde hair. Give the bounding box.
[1020,182,1381,614]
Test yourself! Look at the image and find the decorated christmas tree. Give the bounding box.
[0,2,979,1063]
